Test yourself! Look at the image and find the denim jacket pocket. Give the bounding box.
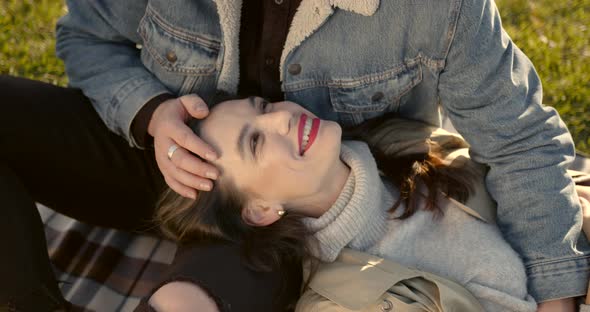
[329,60,422,114]
[138,6,220,94]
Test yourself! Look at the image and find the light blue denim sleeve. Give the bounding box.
[56,0,171,147]
[438,0,589,301]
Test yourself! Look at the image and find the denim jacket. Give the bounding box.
[56,0,589,301]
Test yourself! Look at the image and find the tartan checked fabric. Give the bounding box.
[39,204,176,312]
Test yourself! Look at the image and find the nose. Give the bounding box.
[255,110,291,136]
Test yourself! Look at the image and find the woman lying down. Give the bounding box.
[146,96,590,312]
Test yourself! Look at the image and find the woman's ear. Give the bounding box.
[242,199,285,226]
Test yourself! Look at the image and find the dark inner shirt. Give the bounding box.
[237,0,302,101]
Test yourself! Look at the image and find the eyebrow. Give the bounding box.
[250,96,271,111]
[248,96,256,109]
[237,123,250,161]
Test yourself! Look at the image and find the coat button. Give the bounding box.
[380,299,393,311]
[371,91,384,102]
[166,50,178,63]
[288,63,302,75]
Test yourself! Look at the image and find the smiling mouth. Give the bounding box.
[298,114,320,156]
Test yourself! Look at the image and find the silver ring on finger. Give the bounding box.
[167,144,180,161]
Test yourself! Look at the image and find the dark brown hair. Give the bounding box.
[343,112,477,219]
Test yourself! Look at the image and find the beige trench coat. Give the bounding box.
[296,247,486,312]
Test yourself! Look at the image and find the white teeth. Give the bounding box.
[301,118,314,153]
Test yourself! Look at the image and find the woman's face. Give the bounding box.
[199,97,343,208]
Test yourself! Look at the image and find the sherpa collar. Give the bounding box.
[213,0,380,94]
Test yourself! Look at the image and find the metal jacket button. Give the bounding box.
[166,50,178,63]
[288,63,302,75]
[380,299,393,311]
[372,91,384,102]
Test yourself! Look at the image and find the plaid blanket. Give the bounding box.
[41,154,590,311]
[40,204,176,312]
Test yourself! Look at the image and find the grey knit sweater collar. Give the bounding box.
[303,141,395,262]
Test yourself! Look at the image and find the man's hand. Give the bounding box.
[148,94,219,199]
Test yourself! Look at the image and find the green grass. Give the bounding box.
[0,0,67,86]
[1,0,588,154]
[495,0,590,155]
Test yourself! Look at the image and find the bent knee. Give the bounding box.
[148,281,219,312]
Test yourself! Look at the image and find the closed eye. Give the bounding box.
[248,98,270,160]
[250,131,264,160]
[261,99,271,113]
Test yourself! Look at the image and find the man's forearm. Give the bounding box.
[56,0,171,147]
[437,0,590,301]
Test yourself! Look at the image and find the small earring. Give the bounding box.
[277,210,285,217]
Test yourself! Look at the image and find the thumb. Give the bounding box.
[179,94,209,119]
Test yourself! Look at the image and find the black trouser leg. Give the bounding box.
[0,75,165,311]
[0,164,68,311]
[0,75,165,230]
